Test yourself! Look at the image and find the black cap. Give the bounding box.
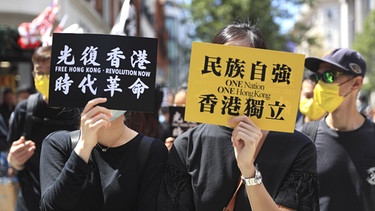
[305,48,366,77]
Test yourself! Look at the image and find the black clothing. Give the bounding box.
[40,131,168,211]
[0,114,8,151]
[7,93,80,211]
[158,124,319,211]
[0,102,15,128]
[313,118,375,211]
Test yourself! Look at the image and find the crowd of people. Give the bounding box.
[0,19,374,211]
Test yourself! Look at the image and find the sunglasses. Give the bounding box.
[313,71,346,83]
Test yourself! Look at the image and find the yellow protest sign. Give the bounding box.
[185,42,305,133]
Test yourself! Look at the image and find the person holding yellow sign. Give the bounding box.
[158,20,319,211]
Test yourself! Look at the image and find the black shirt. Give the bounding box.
[158,124,319,211]
[314,118,375,211]
[40,131,168,211]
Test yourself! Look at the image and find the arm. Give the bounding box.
[273,137,319,211]
[229,116,295,211]
[6,102,35,171]
[74,98,111,163]
[40,131,93,211]
[7,136,35,170]
[40,98,111,210]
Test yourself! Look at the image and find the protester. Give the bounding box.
[158,20,319,211]
[295,69,319,129]
[173,84,187,106]
[7,45,81,211]
[301,48,375,211]
[0,114,8,151]
[164,84,188,151]
[0,88,16,127]
[39,97,168,210]
[159,91,174,136]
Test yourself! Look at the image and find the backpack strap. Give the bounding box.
[301,120,320,142]
[137,135,153,176]
[69,130,80,149]
[24,93,40,136]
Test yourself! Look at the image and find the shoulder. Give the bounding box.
[268,130,316,152]
[269,129,313,142]
[139,135,168,163]
[13,99,27,113]
[171,124,233,161]
[14,93,44,112]
[175,124,231,141]
[141,135,168,155]
[173,124,230,146]
[265,131,317,173]
[42,130,73,152]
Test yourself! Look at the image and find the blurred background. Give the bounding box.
[0,0,374,108]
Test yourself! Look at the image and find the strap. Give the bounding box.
[24,93,40,136]
[69,130,80,149]
[137,135,153,176]
[223,178,243,211]
[301,120,320,142]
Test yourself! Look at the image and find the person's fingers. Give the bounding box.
[24,140,35,147]
[83,111,110,128]
[8,140,35,167]
[81,98,111,129]
[231,117,260,146]
[82,97,107,115]
[11,136,26,146]
[15,148,35,164]
[228,115,254,127]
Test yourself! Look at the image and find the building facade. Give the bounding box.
[294,0,374,57]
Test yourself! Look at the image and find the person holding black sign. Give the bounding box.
[7,45,81,211]
[39,97,168,211]
[157,20,319,211]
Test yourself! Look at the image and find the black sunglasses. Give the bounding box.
[313,71,346,83]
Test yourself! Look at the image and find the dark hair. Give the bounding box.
[32,45,52,64]
[124,85,165,139]
[3,88,13,96]
[211,20,267,49]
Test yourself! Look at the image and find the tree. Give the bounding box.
[184,0,313,51]
[352,9,375,92]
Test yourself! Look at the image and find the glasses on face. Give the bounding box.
[313,71,346,83]
[32,71,50,80]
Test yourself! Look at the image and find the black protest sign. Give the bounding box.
[49,33,158,112]
[169,106,198,138]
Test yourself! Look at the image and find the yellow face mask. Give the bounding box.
[34,77,50,99]
[299,98,326,121]
[313,81,344,113]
